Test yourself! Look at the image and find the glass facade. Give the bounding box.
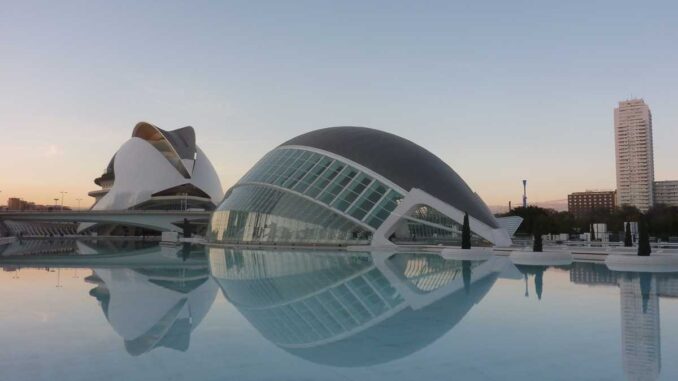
[209,147,407,245]
[239,148,404,229]
[209,147,494,246]
[393,205,491,246]
[208,185,372,245]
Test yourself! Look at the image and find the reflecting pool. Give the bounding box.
[1,240,678,380]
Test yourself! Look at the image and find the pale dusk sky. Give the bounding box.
[1,1,677,208]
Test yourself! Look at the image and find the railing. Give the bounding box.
[0,210,211,215]
[513,238,678,249]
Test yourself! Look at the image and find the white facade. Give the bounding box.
[88,123,224,212]
[614,99,655,211]
[82,122,224,233]
[654,180,678,207]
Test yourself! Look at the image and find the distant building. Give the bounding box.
[5,197,69,211]
[614,99,655,211]
[7,198,22,210]
[567,190,616,217]
[654,180,678,207]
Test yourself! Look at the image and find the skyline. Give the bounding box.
[2,1,678,208]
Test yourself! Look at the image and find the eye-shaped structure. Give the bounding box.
[208,248,502,367]
[85,122,224,233]
[208,126,512,247]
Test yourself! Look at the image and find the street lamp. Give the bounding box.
[76,198,82,210]
[53,198,59,211]
[59,191,67,211]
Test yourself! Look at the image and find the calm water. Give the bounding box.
[1,240,677,381]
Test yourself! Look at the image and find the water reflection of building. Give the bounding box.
[570,262,619,286]
[569,263,669,381]
[86,245,217,356]
[619,273,660,381]
[209,248,504,367]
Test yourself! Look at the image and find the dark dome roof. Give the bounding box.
[280,127,498,228]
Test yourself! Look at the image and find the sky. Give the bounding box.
[1,0,677,209]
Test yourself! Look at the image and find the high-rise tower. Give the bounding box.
[614,99,655,211]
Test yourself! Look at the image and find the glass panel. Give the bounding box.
[281,152,317,189]
[389,205,492,246]
[331,174,372,212]
[317,166,357,204]
[293,157,332,194]
[347,181,386,220]
[208,184,372,245]
[304,161,343,198]
[364,190,403,228]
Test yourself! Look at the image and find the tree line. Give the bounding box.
[498,204,678,240]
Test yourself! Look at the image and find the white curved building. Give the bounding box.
[84,122,224,234]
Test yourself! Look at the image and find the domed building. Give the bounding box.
[208,126,512,247]
[84,122,224,234]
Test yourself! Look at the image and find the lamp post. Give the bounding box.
[53,198,59,211]
[76,198,82,210]
[59,191,67,211]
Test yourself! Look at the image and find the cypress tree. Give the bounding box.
[462,261,471,294]
[461,212,471,249]
[638,215,651,256]
[624,222,633,247]
[590,224,596,241]
[533,222,543,252]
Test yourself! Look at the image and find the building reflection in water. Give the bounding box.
[570,263,678,381]
[86,244,218,356]
[207,247,511,367]
[620,272,659,381]
[6,239,678,378]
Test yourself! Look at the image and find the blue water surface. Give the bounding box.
[0,240,676,381]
